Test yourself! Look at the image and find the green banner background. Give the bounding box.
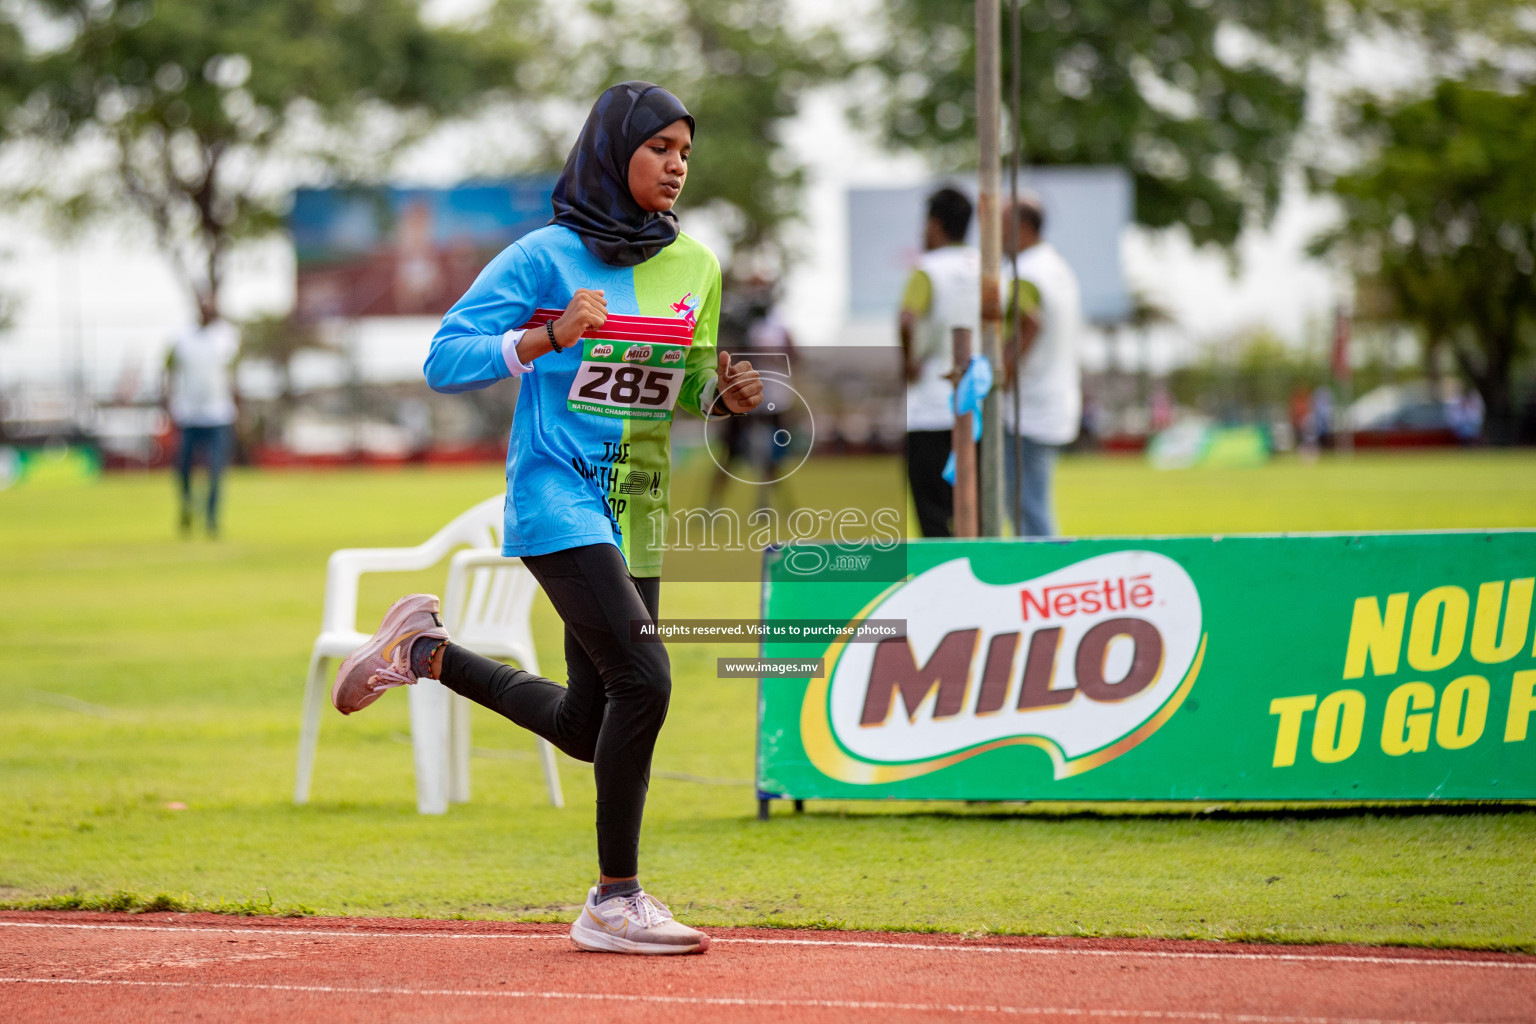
[757,533,1536,801]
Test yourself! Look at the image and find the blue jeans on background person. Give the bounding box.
[175,424,231,536]
[1005,432,1059,538]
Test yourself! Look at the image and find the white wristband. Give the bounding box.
[500,329,535,377]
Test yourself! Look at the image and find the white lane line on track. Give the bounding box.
[0,977,1489,1024]
[1,922,1531,971]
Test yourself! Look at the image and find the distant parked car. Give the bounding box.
[1343,382,1480,446]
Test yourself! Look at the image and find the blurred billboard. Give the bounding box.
[847,166,1132,324]
[290,178,557,321]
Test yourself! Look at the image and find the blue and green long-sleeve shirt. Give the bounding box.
[425,224,723,577]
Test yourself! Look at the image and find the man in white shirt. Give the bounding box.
[900,187,981,538]
[1005,195,1082,537]
[165,298,240,537]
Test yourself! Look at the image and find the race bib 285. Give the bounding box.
[519,309,694,422]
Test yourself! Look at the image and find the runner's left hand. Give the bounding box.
[717,351,764,414]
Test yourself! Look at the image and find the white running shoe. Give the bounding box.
[569,887,710,955]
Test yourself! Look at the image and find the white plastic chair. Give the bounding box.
[293,495,564,813]
[433,547,564,811]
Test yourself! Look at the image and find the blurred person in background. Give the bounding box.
[900,186,979,538]
[707,275,796,511]
[1149,383,1176,435]
[1004,194,1081,538]
[1311,383,1335,447]
[164,297,240,538]
[332,82,761,956]
[1450,388,1484,443]
[1291,385,1316,454]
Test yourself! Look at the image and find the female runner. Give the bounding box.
[332,81,761,955]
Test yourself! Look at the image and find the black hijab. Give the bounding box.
[550,81,695,268]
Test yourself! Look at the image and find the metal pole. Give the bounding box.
[975,0,1006,537]
[1007,0,1023,535]
[950,327,978,538]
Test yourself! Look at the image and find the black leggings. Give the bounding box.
[436,543,668,878]
[906,429,954,538]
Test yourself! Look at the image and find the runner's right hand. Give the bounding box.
[553,289,607,350]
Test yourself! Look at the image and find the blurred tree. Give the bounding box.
[1353,0,1536,72]
[864,0,1334,248]
[0,242,17,332]
[1169,329,1327,421]
[0,19,24,117]
[0,0,546,317]
[237,312,326,417]
[1126,289,1176,332]
[1312,79,1536,441]
[566,0,845,267]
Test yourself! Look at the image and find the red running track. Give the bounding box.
[2,911,1534,1023]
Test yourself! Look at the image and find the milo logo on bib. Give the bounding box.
[519,309,695,422]
[569,338,685,421]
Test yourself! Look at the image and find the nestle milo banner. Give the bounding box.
[756,533,1536,801]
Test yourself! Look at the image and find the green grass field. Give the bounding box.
[2,451,1535,950]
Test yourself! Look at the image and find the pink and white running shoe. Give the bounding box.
[332,594,448,715]
[569,887,711,955]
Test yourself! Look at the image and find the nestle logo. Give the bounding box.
[1021,575,1154,621]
